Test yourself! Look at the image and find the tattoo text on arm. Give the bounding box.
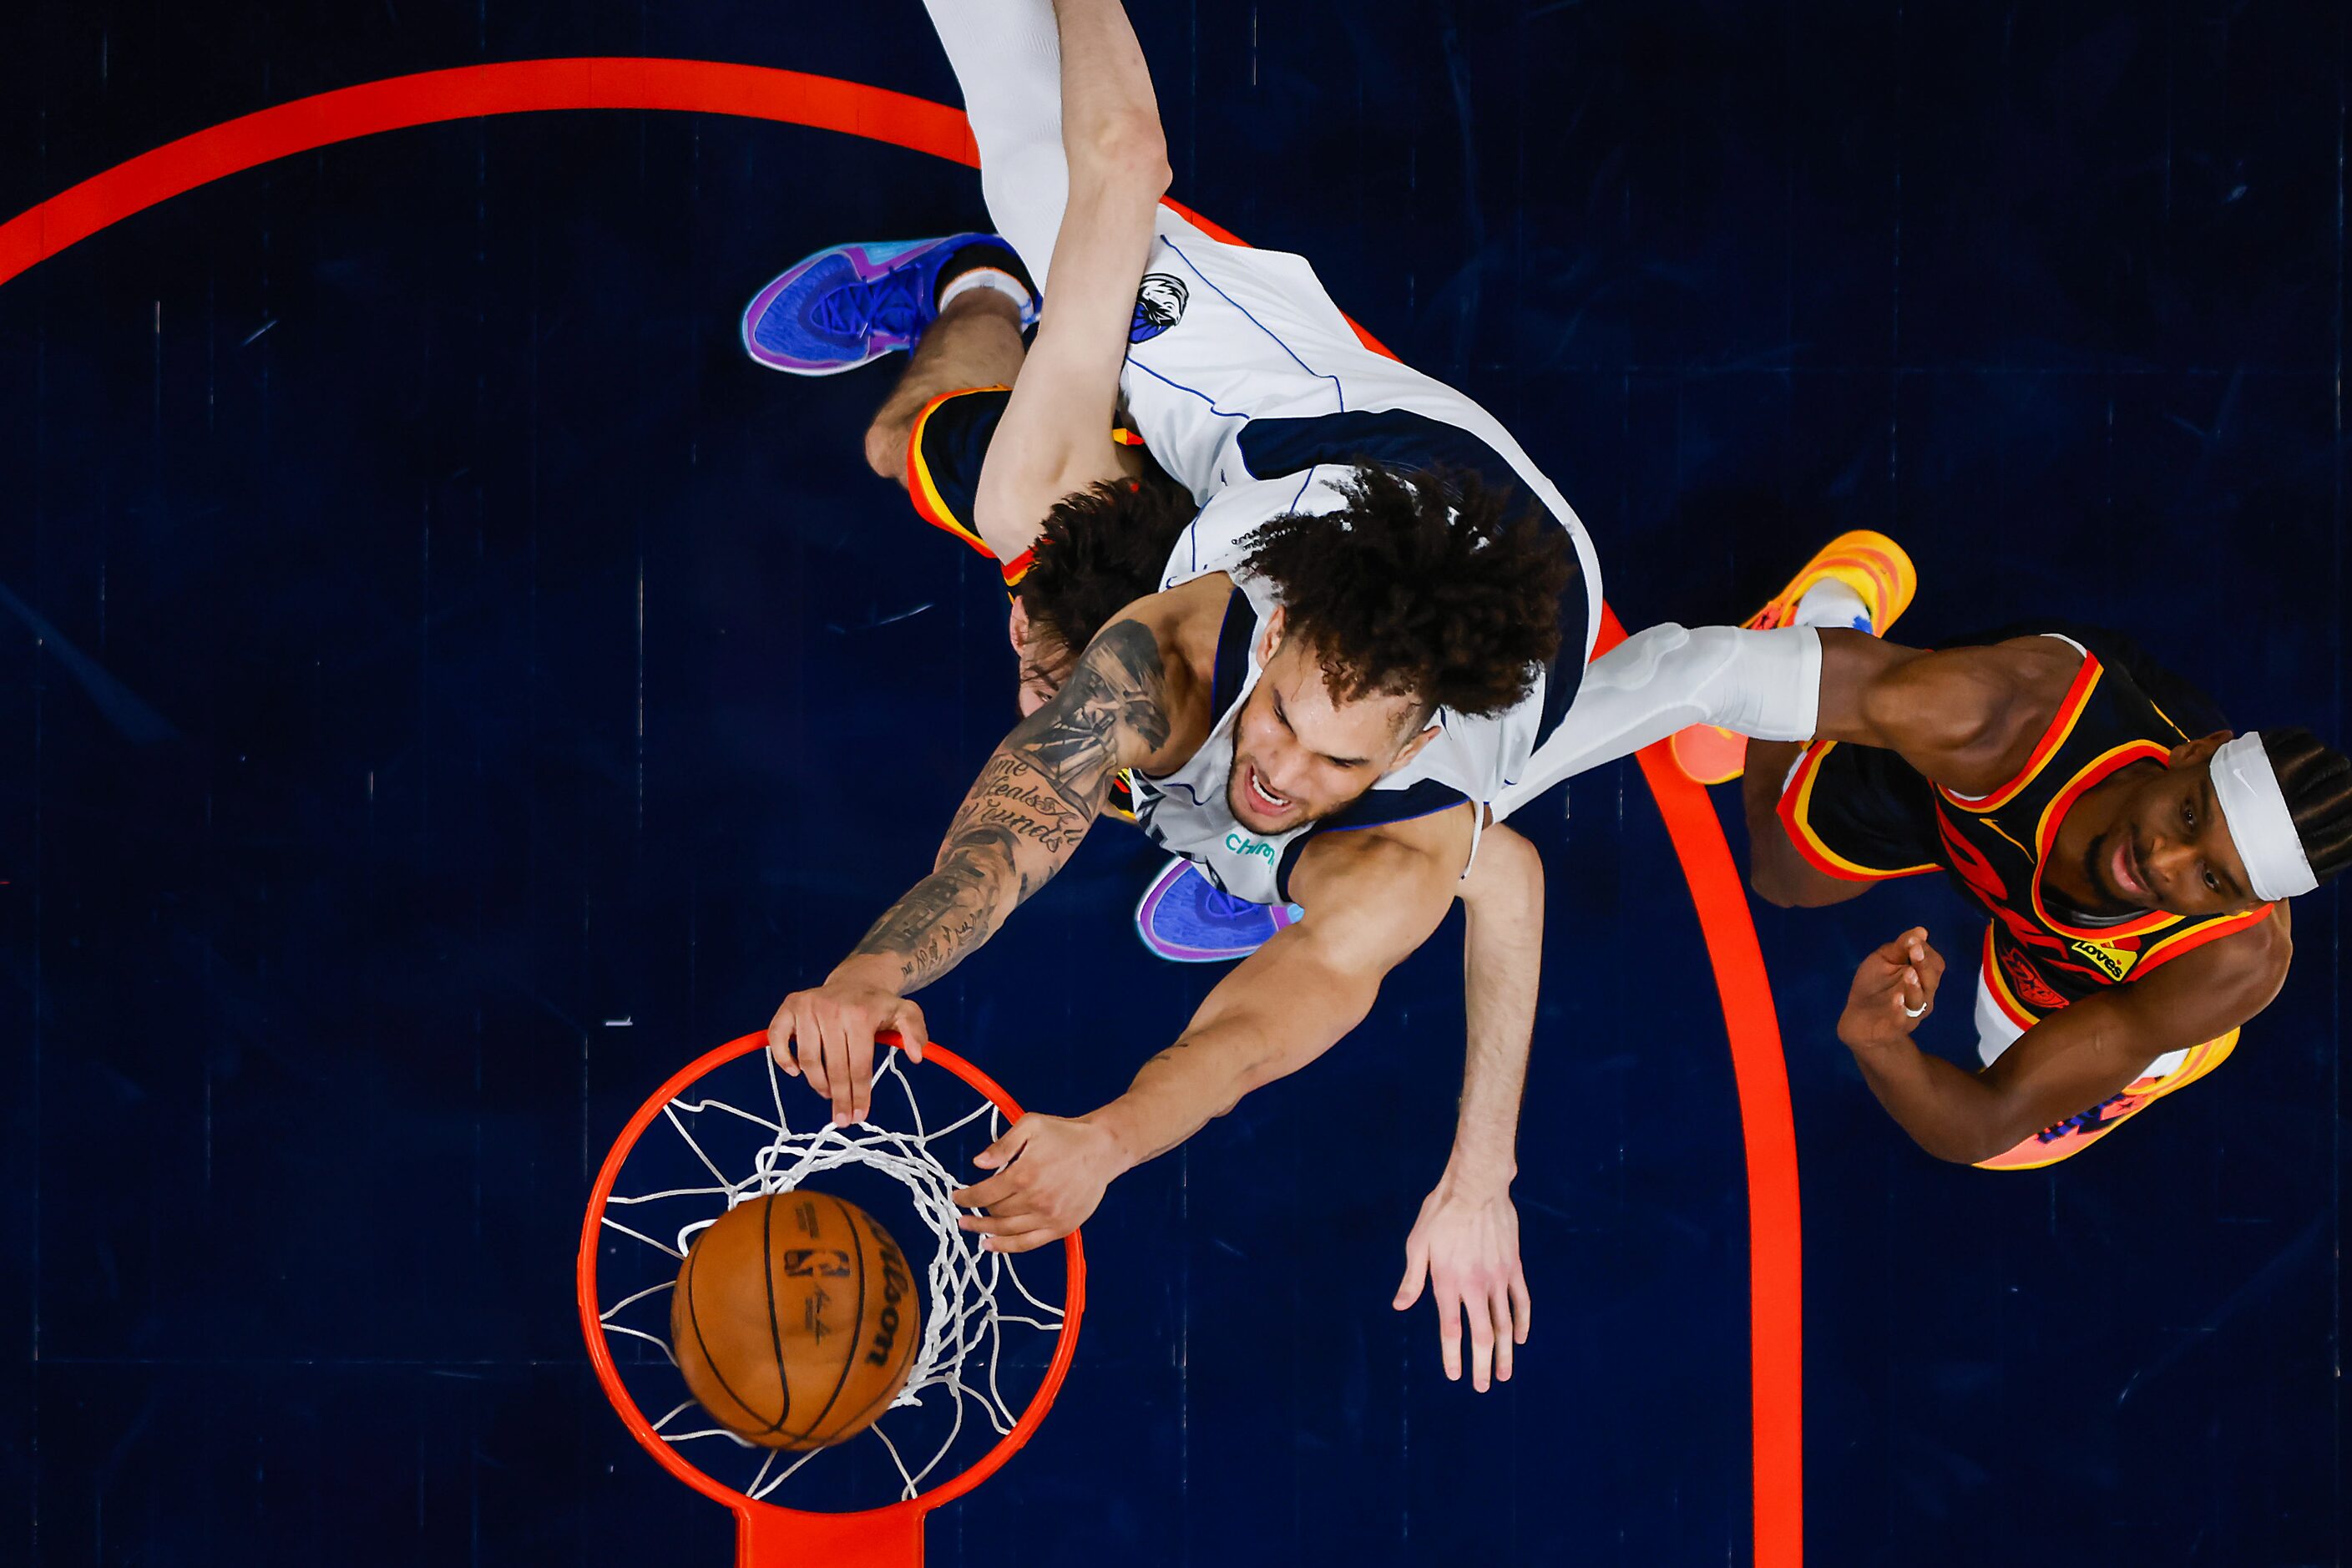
[849,620,1172,988]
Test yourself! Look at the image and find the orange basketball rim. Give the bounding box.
[577,1031,1087,1567]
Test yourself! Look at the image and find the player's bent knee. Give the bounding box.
[864,415,914,483]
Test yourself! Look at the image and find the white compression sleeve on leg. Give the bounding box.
[1488,623,1821,821]
[921,0,1072,287]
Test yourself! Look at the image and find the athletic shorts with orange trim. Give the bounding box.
[905,385,1020,576]
[1774,738,1944,883]
[1974,1028,2240,1170]
[903,386,1148,589]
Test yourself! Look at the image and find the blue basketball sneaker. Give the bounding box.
[741,234,1038,376]
[1135,857,1302,964]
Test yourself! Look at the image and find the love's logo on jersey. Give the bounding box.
[1130,273,1189,342]
[2069,938,2138,981]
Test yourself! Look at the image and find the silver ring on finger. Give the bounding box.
[1903,1000,1928,1019]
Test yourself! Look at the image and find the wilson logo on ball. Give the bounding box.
[867,1241,912,1368]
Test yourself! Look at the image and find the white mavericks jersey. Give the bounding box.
[1115,208,1602,906]
[1119,205,1602,643]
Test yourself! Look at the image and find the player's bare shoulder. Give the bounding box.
[2117,897,2294,1039]
[1966,633,2097,779]
[2203,893,2294,993]
[1146,570,1240,697]
[1065,573,1234,771]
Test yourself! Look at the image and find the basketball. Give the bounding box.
[670,1191,922,1450]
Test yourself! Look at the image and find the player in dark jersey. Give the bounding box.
[1735,617,2351,1168]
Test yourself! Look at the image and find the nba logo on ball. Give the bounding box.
[1130,274,1188,341]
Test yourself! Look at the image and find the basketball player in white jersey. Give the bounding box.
[755,0,1860,1389]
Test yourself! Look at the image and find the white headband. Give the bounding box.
[2209,732,2317,902]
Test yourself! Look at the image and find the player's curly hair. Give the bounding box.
[1242,463,1576,719]
[1012,473,1197,684]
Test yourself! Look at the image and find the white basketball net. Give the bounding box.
[593,1047,1065,1503]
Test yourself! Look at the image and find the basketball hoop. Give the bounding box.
[579,1031,1085,1565]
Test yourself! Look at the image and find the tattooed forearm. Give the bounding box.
[850,824,1022,987]
[838,618,1175,992]
[959,755,1092,856]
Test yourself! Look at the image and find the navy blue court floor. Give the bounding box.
[1,3,2344,1564]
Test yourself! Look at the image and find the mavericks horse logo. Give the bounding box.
[1130,273,1189,341]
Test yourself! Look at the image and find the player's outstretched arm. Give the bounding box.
[969,0,1171,559]
[771,615,1179,1125]
[1395,819,1539,1393]
[949,807,1474,1252]
[1808,630,2081,797]
[1836,922,2289,1164]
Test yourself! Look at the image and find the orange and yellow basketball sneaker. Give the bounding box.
[1668,530,1918,785]
[1973,1028,2239,1171]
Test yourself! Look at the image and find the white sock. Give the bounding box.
[1793,577,1873,635]
[939,266,1036,315]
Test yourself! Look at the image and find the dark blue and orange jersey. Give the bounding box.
[903,385,1146,589]
[1776,624,2274,1029]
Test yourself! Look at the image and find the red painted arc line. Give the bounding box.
[0,60,979,289]
[1597,611,1804,1567]
[0,58,1801,1566]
